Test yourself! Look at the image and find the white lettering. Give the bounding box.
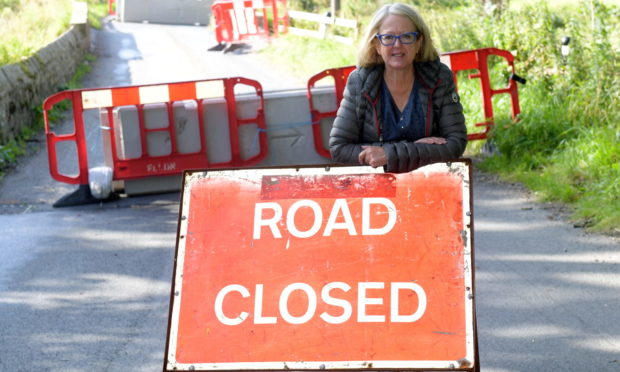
[287,200,323,238]
[320,282,352,324]
[253,202,282,239]
[279,283,317,324]
[323,199,357,237]
[253,198,398,240]
[362,198,397,235]
[214,284,250,326]
[390,282,427,322]
[254,284,277,324]
[357,282,385,322]
[214,282,426,325]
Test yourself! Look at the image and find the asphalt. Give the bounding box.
[0,18,619,372]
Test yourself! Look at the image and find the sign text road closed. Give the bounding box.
[164,163,476,371]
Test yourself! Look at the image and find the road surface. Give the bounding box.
[0,19,619,372]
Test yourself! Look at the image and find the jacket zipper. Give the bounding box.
[425,78,441,136]
[362,92,382,142]
[415,69,441,137]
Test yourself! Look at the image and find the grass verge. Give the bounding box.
[261,34,356,81]
[0,0,108,66]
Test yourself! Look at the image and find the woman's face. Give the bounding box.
[375,14,422,72]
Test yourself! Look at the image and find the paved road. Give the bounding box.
[1,19,619,372]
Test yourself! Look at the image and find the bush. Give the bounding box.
[463,0,620,232]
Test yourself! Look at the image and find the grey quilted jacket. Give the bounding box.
[329,59,467,172]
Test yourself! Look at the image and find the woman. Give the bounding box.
[329,3,467,172]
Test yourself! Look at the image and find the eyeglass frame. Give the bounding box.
[375,32,419,46]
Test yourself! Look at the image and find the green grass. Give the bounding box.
[0,0,72,65]
[510,0,619,9]
[455,1,620,234]
[87,0,109,29]
[261,34,357,81]
[0,0,108,66]
[479,124,620,233]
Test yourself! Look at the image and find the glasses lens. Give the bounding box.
[381,35,395,45]
[400,33,416,44]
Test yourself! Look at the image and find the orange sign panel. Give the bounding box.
[164,162,476,371]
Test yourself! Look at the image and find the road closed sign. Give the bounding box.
[164,162,477,371]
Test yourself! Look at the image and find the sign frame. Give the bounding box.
[163,161,478,372]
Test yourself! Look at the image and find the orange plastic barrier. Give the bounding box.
[44,78,268,198]
[306,48,524,151]
[306,66,355,157]
[108,0,116,15]
[441,47,524,140]
[212,0,288,44]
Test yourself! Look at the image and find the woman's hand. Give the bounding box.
[359,145,387,168]
[415,137,447,144]
[358,138,445,168]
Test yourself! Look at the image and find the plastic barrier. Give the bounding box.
[212,0,288,44]
[44,77,268,206]
[306,48,524,151]
[306,66,355,157]
[441,47,524,140]
[108,0,116,15]
[44,48,521,206]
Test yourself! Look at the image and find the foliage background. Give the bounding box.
[427,0,619,233]
[0,0,107,66]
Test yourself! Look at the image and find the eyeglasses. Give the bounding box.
[375,32,419,46]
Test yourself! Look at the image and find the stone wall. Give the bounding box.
[0,23,90,143]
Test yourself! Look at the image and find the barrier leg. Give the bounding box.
[208,43,228,51]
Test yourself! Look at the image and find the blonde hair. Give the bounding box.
[357,3,438,67]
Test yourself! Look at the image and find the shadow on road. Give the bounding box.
[473,178,620,371]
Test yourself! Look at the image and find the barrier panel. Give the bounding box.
[441,48,524,140]
[212,0,288,44]
[164,162,478,371]
[108,0,116,15]
[306,65,355,157]
[44,77,268,205]
[306,48,524,151]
